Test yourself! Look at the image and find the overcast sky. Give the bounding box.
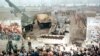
[0,0,100,7]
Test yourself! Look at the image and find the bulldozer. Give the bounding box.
[36,14,52,29]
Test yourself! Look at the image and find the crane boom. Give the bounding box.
[5,0,33,26]
[5,0,21,13]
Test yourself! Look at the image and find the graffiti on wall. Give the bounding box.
[0,19,22,41]
[86,17,100,42]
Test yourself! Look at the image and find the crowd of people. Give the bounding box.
[0,41,100,56]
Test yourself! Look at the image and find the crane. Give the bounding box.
[5,0,34,27]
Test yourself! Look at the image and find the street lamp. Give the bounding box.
[27,37,31,50]
[27,37,31,40]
